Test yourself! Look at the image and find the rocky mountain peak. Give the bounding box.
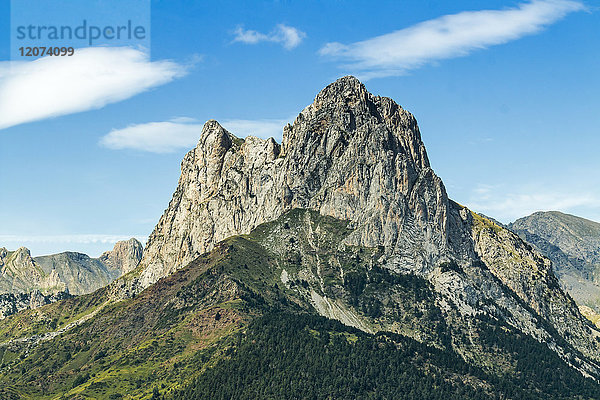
[282,76,429,171]
[99,238,143,276]
[8,247,35,269]
[0,245,55,295]
[136,76,453,288]
[313,75,369,107]
[198,120,233,160]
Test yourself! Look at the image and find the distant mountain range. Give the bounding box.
[509,211,600,325]
[1,77,599,399]
[0,238,142,318]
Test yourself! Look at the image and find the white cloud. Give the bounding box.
[100,117,290,153]
[0,47,187,130]
[319,0,585,79]
[233,24,306,49]
[100,119,204,153]
[465,184,599,223]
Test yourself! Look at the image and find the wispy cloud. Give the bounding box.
[466,184,599,223]
[100,118,204,153]
[100,117,289,153]
[233,24,306,49]
[319,0,585,79]
[0,47,188,130]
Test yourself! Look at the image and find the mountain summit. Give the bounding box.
[138,76,457,287]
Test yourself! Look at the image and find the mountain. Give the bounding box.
[99,238,144,276]
[124,76,600,368]
[0,239,143,318]
[0,247,65,294]
[509,211,600,317]
[1,77,599,399]
[136,76,444,290]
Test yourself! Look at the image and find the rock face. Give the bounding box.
[0,239,143,318]
[510,211,600,313]
[139,76,459,287]
[34,252,115,295]
[99,238,144,276]
[126,76,600,376]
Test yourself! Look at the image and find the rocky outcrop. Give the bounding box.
[99,238,144,276]
[469,212,600,369]
[509,212,600,313]
[0,290,72,319]
[0,239,144,297]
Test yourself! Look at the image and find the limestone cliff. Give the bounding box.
[0,247,65,294]
[138,76,456,287]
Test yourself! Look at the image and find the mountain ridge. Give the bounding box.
[509,211,600,319]
[0,238,143,319]
[2,209,600,399]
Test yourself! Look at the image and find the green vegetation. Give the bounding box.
[471,211,503,235]
[169,313,600,400]
[0,287,108,341]
[0,209,599,399]
[169,313,491,400]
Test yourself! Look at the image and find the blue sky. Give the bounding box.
[0,0,598,256]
